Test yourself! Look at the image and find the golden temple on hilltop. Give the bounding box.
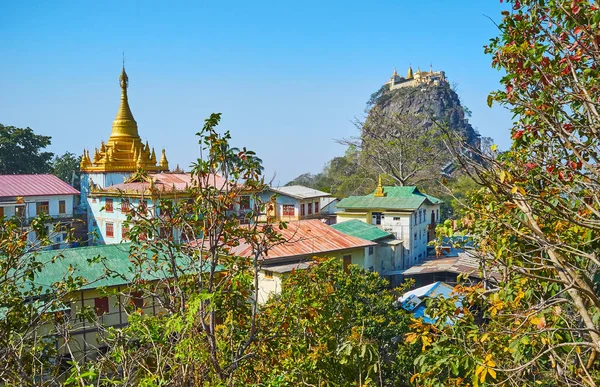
[80,67,168,173]
[385,64,447,89]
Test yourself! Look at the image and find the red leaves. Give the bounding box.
[512,130,524,140]
[506,84,514,94]
[546,165,555,174]
[572,4,581,15]
[513,1,521,10]
[563,123,574,132]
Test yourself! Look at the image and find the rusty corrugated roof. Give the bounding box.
[101,173,228,193]
[0,174,80,197]
[403,252,500,280]
[229,219,375,260]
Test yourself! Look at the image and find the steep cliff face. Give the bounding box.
[367,82,480,146]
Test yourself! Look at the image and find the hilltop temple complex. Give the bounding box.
[385,64,447,89]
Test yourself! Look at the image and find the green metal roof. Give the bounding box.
[331,220,392,241]
[337,186,442,211]
[25,243,220,293]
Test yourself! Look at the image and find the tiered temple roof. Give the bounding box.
[80,67,168,173]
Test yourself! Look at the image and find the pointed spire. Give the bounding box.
[374,175,386,197]
[80,149,88,169]
[150,147,157,163]
[111,64,139,139]
[430,63,433,75]
[407,64,413,79]
[393,67,398,77]
[160,149,169,170]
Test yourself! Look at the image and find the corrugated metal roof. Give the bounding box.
[0,174,80,197]
[331,219,392,241]
[103,173,228,193]
[270,185,332,200]
[25,243,221,293]
[337,186,442,211]
[402,252,500,279]
[229,219,375,260]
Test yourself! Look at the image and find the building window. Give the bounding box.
[122,224,129,240]
[264,270,274,279]
[282,204,295,216]
[15,205,25,218]
[307,202,313,215]
[106,222,114,238]
[414,232,417,241]
[373,212,383,225]
[121,199,130,213]
[300,203,305,216]
[94,297,109,316]
[36,201,49,215]
[418,210,422,224]
[0,207,3,218]
[343,255,352,273]
[130,292,144,309]
[436,209,439,221]
[105,198,114,213]
[393,216,400,221]
[413,213,417,225]
[239,196,251,210]
[59,200,66,214]
[368,246,374,255]
[314,201,319,213]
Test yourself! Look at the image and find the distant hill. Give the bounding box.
[287,69,482,196]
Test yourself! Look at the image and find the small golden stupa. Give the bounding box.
[80,66,168,173]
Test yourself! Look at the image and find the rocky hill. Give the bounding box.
[366,81,480,147]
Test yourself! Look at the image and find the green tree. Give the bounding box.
[52,151,81,190]
[0,124,53,174]
[244,259,415,386]
[410,1,600,385]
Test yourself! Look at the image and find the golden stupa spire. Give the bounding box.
[374,175,386,197]
[160,149,169,169]
[392,67,398,77]
[110,62,139,139]
[407,64,413,79]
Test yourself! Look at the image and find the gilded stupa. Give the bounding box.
[80,66,168,173]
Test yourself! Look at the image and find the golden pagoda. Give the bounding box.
[80,66,168,173]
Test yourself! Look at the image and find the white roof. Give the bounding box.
[398,282,455,303]
[270,185,332,200]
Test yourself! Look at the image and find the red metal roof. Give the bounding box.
[102,173,229,193]
[0,174,80,197]
[228,219,376,261]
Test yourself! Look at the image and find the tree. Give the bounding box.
[341,111,451,188]
[0,124,53,174]
[241,258,415,386]
[410,1,600,385]
[52,151,81,190]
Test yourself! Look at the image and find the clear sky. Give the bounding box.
[0,0,512,185]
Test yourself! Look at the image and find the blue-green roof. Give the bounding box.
[331,220,392,241]
[337,186,442,211]
[25,243,220,293]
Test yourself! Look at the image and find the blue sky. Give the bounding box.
[0,1,512,185]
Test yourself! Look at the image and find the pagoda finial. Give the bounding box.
[407,64,413,79]
[160,149,169,170]
[111,62,139,140]
[374,175,386,197]
[393,67,398,77]
[430,63,433,74]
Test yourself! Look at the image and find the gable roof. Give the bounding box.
[0,174,80,198]
[337,186,442,211]
[94,173,229,195]
[25,243,221,293]
[228,219,375,261]
[331,219,392,241]
[269,185,331,200]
